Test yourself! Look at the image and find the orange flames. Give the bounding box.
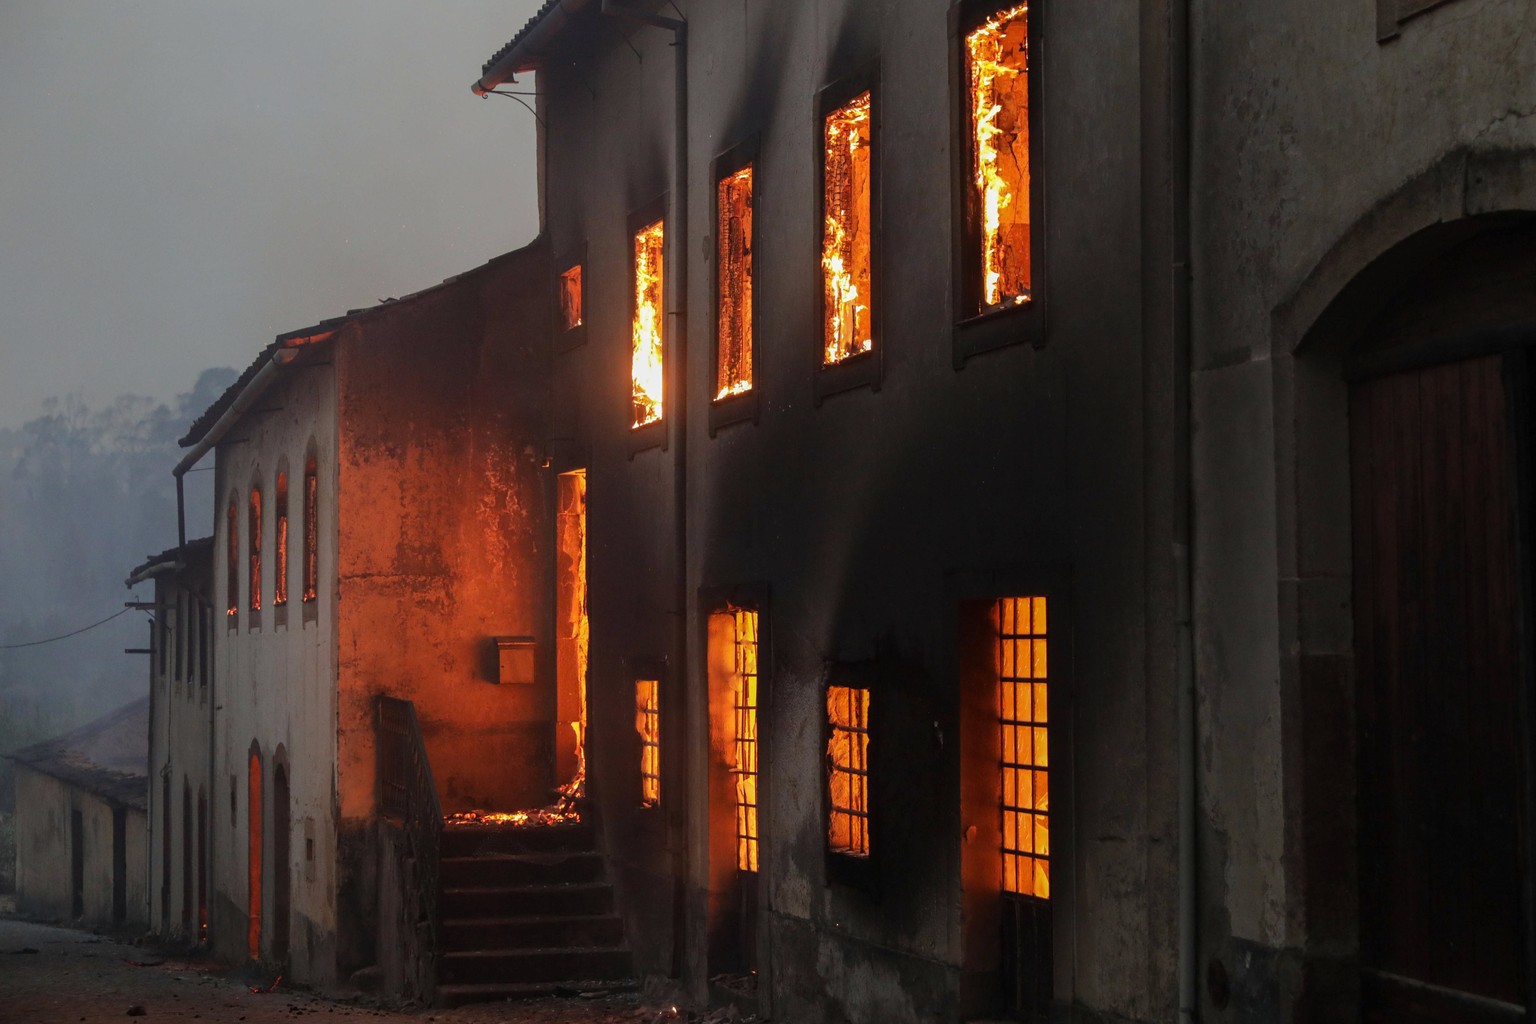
[821,92,873,365]
[967,4,1032,313]
[730,608,759,872]
[636,679,661,808]
[716,167,754,400]
[632,220,665,427]
[560,264,583,331]
[826,684,871,857]
[999,596,1048,899]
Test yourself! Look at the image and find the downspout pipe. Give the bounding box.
[173,347,300,552]
[596,0,688,978]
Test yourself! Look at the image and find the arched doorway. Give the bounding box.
[1331,218,1536,1021]
[272,759,291,966]
[248,744,262,961]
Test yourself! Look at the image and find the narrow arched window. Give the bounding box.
[274,467,289,607]
[303,450,318,604]
[226,494,239,622]
[248,482,262,614]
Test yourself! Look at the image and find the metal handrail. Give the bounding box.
[376,696,442,1000]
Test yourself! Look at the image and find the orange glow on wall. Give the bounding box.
[560,264,583,330]
[636,679,660,808]
[821,91,873,365]
[247,752,262,959]
[998,596,1048,899]
[632,221,665,427]
[274,471,288,606]
[826,684,871,857]
[967,5,1032,313]
[716,166,754,400]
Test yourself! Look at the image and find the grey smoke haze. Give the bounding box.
[0,0,545,429]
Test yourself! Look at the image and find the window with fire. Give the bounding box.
[716,164,754,401]
[998,596,1048,899]
[636,679,661,808]
[632,220,665,429]
[963,3,1033,318]
[821,91,874,366]
[827,683,871,859]
[226,494,239,623]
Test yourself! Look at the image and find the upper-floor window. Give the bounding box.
[273,468,289,607]
[302,450,318,605]
[962,2,1033,318]
[821,90,874,366]
[225,495,239,622]
[560,264,583,331]
[716,163,754,401]
[248,483,262,615]
[632,219,665,429]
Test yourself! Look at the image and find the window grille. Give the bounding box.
[731,608,760,872]
[826,684,871,857]
[998,596,1049,899]
[636,679,661,808]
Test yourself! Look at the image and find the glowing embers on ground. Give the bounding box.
[716,166,754,400]
[560,264,583,331]
[967,4,1032,314]
[826,683,871,858]
[821,91,874,365]
[632,220,666,427]
[998,596,1049,899]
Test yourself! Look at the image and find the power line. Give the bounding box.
[0,607,136,650]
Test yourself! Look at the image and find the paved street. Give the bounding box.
[0,915,687,1024]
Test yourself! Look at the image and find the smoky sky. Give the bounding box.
[0,1,545,428]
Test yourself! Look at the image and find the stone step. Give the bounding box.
[439,881,615,919]
[435,977,638,1008]
[441,913,625,951]
[438,945,634,986]
[440,850,605,887]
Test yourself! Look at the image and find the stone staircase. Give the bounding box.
[435,819,635,1008]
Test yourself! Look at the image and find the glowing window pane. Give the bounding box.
[732,608,760,872]
[632,220,665,427]
[636,679,661,808]
[826,683,871,857]
[560,264,583,331]
[274,471,288,606]
[999,595,1048,899]
[966,4,1032,314]
[247,487,262,614]
[302,456,318,604]
[821,92,873,365]
[716,166,754,400]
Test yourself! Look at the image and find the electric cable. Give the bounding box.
[0,607,136,650]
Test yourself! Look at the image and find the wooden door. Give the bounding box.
[1351,354,1529,1022]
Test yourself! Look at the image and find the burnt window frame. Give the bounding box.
[628,195,669,456]
[302,443,319,624]
[273,459,289,626]
[247,473,263,630]
[555,244,588,352]
[813,61,883,406]
[709,136,762,436]
[626,655,670,814]
[950,0,1046,367]
[821,659,880,892]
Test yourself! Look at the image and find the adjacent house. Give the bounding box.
[8,698,150,931]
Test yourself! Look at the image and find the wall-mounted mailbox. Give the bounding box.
[492,636,536,685]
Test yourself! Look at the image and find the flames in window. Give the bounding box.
[302,457,317,604]
[636,679,661,808]
[248,487,262,613]
[730,608,760,872]
[822,91,874,365]
[632,220,665,427]
[999,596,1048,899]
[716,166,754,400]
[274,471,288,606]
[826,683,871,857]
[560,264,583,331]
[967,4,1032,313]
[226,498,238,618]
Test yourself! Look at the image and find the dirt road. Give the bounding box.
[0,916,686,1024]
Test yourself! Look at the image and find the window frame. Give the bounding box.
[554,243,588,353]
[950,0,1046,367]
[626,655,669,813]
[302,445,319,624]
[709,136,762,435]
[628,196,669,455]
[226,492,240,630]
[273,462,289,626]
[247,476,263,629]
[821,659,880,891]
[813,61,883,405]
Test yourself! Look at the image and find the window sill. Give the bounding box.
[708,389,758,436]
[825,848,879,894]
[814,350,881,405]
[953,299,1042,368]
[557,323,588,354]
[628,418,667,456]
